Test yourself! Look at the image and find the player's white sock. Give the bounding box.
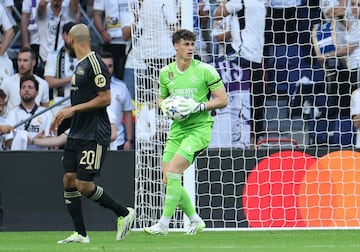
[189,213,202,222]
[159,216,170,227]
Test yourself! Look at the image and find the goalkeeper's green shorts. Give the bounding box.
[163,122,212,164]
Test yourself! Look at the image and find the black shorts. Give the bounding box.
[62,138,108,181]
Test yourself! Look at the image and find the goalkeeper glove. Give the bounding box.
[177,97,207,114]
[160,97,172,116]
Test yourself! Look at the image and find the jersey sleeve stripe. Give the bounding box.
[208,78,222,87]
[89,53,102,75]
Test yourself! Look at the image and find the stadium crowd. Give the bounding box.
[0,0,359,151]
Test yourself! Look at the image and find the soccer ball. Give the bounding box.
[166,96,191,122]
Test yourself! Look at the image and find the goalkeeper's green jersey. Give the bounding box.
[159,59,224,129]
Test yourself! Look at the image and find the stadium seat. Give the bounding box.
[265,45,302,94]
[308,117,356,147]
[332,117,356,146]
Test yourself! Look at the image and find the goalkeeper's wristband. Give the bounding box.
[194,102,207,113]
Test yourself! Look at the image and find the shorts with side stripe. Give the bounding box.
[62,138,107,181]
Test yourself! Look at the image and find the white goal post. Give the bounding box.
[132,0,360,230]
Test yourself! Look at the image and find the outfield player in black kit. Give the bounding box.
[51,24,135,244]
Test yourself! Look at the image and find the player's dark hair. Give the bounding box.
[18,47,37,60]
[172,29,196,44]
[100,51,113,59]
[0,88,6,100]
[20,74,39,91]
[62,22,76,34]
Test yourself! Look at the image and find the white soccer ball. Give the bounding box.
[166,96,191,122]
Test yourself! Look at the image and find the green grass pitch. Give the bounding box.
[0,230,360,252]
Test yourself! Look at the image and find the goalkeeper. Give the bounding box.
[144,29,228,235]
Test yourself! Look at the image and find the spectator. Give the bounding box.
[214,0,266,143]
[37,0,79,66]
[21,0,44,76]
[0,88,12,150]
[211,9,232,57]
[193,0,212,62]
[0,88,12,232]
[80,0,94,20]
[0,123,12,134]
[101,52,134,150]
[136,100,157,150]
[21,0,78,78]
[0,3,13,57]
[30,107,117,148]
[136,92,167,182]
[1,47,49,112]
[265,0,305,45]
[351,87,360,148]
[136,0,178,102]
[348,0,360,87]
[319,0,359,118]
[3,74,53,150]
[1,0,14,14]
[210,8,251,148]
[129,0,179,182]
[123,0,145,100]
[315,0,348,75]
[0,36,14,86]
[319,0,347,48]
[93,0,134,80]
[44,21,77,136]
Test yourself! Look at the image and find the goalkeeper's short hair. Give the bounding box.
[172,29,196,44]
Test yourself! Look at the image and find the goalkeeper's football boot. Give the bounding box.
[144,222,169,235]
[116,207,136,241]
[57,232,90,243]
[186,220,206,235]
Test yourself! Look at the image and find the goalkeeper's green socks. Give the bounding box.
[162,172,182,220]
[178,186,196,217]
[178,187,203,222]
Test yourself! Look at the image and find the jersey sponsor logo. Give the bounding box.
[27,127,40,133]
[76,67,85,75]
[95,74,106,88]
[170,88,197,96]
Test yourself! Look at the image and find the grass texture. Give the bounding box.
[0,229,359,252]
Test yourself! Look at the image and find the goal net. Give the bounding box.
[132,0,360,230]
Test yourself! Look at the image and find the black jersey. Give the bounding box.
[68,52,111,145]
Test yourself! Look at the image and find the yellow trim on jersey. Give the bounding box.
[94,144,102,170]
[89,52,102,75]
